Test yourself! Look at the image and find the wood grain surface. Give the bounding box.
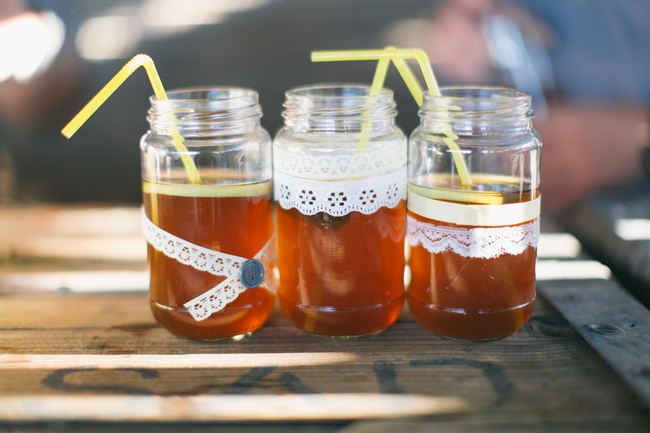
[0,205,648,432]
[0,292,648,432]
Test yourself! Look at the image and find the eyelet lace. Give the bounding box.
[143,213,274,321]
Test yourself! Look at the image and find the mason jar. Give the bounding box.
[407,87,541,340]
[274,84,407,337]
[140,87,275,339]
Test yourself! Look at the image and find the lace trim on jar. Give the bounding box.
[274,166,407,216]
[407,216,539,259]
[273,146,406,180]
[142,213,274,321]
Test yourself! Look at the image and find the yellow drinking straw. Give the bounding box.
[61,54,201,184]
[312,48,441,96]
[392,57,424,106]
[311,48,471,186]
[355,54,391,153]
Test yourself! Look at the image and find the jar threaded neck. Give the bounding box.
[420,87,533,136]
[282,84,397,133]
[147,87,262,137]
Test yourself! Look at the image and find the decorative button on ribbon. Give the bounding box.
[240,259,264,289]
[142,212,274,321]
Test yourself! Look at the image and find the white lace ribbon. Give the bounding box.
[274,167,407,216]
[407,215,539,259]
[273,146,406,180]
[142,214,274,321]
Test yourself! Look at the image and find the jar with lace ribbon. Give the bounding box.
[273,84,407,337]
[140,87,275,339]
[407,87,542,340]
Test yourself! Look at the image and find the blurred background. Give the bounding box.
[0,0,647,311]
[0,0,648,211]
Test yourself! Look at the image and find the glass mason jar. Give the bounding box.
[407,87,541,340]
[140,87,275,339]
[274,84,407,337]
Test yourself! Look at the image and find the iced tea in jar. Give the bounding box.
[140,88,275,339]
[274,84,407,337]
[407,87,541,340]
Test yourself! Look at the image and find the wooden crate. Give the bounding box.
[0,205,648,432]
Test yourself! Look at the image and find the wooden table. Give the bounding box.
[0,205,648,432]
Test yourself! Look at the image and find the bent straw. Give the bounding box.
[356,54,391,153]
[389,52,472,187]
[312,48,471,186]
[312,48,439,94]
[357,47,421,153]
[61,54,201,184]
[312,48,439,95]
[389,58,470,187]
[392,58,424,106]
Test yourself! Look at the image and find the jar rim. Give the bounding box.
[285,83,394,101]
[421,86,533,120]
[424,86,531,104]
[281,83,397,132]
[146,86,263,135]
[150,86,259,103]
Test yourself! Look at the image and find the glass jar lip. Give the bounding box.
[421,86,532,120]
[423,86,531,105]
[147,86,263,134]
[281,83,397,131]
[150,86,259,103]
[285,83,394,101]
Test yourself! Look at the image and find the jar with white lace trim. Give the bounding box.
[274,84,407,337]
[140,87,275,339]
[407,87,541,340]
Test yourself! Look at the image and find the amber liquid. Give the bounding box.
[276,202,406,336]
[143,180,275,339]
[407,184,537,340]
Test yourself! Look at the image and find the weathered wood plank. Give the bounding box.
[565,189,650,306]
[0,206,141,237]
[0,206,144,262]
[0,293,648,429]
[0,394,466,422]
[1,206,649,430]
[0,424,340,433]
[342,416,650,433]
[0,270,147,293]
[538,278,650,407]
